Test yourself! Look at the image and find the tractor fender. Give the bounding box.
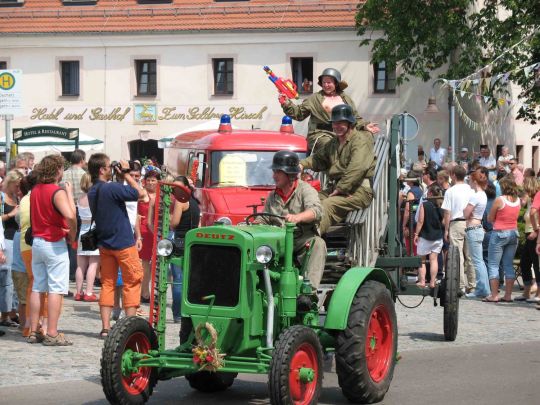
[324,267,393,330]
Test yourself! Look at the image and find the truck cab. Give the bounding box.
[164,116,309,226]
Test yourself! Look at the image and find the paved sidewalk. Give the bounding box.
[0,282,539,388]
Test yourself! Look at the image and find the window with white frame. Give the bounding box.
[212,58,234,95]
[60,60,80,96]
[135,59,157,97]
[290,57,313,95]
[373,61,396,94]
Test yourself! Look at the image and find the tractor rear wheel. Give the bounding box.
[268,325,323,405]
[101,316,158,405]
[444,244,460,341]
[335,280,397,404]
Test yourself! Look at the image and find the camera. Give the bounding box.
[111,160,136,173]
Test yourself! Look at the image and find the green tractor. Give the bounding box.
[100,115,459,404]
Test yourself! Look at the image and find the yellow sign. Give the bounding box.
[219,155,247,186]
[0,72,15,90]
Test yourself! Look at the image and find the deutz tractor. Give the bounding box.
[100,114,459,404]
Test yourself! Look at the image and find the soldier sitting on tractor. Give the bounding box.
[299,104,376,234]
[257,150,327,288]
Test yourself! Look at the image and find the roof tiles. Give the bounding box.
[0,0,362,34]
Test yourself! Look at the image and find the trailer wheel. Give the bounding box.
[268,325,323,405]
[101,316,158,405]
[335,280,397,404]
[444,245,460,341]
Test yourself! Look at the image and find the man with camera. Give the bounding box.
[87,154,147,338]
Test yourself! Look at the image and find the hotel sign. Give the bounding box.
[29,104,268,123]
[13,126,79,141]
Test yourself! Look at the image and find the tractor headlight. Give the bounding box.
[256,245,274,264]
[216,216,233,225]
[157,239,173,257]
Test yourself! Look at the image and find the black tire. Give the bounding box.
[185,371,237,392]
[444,244,460,341]
[181,317,237,393]
[268,325,323,405]
[101,316,158,405]
[335,280,397,404]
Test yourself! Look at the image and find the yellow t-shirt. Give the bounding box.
[19,193,31,252]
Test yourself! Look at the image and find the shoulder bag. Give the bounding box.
[80,184,101,251]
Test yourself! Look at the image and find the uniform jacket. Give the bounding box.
[300,128,376,196]
[261,180,322,251]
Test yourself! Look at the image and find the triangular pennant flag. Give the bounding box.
[484,96,490,103]
[498,98,506,106]
[460,90,466,98]
[502,72,510,83]
[524,65,534,78]
[472,79,480,85]
[490,76,498,88]
[448,80,458,89]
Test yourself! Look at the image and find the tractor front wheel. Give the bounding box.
[101,316,158,405]
[268,325,323,405]
[335,280,397,404]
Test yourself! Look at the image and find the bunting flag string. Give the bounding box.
[454,95,481,132]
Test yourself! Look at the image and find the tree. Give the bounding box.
[356,0,540,126]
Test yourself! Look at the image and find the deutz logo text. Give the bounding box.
[196,232,235,240]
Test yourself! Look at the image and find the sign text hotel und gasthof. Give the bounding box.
[28,104,268,124]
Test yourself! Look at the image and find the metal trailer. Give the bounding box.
[100,114,459,405]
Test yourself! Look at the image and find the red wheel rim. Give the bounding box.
[288,342,319,405]
[365,304,393,383]
[122,332,152,395]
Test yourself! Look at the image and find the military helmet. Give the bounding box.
[317,68,348,91]
[270,150,300,174]
[330,104,356,124]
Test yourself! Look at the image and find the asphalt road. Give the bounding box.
[2,341,539,405]
[1,282,539,404]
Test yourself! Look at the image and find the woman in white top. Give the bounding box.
[463,170,490,298]
[74,173,100,302]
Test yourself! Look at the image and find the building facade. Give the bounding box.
[1,0,538,169]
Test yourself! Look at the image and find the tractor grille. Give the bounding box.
[188,244,241,307]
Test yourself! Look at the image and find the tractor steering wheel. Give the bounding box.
[245,212,285,225]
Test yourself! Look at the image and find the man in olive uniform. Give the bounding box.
[300,104,376,234]
[258,151,326,288]
[280,68,377,154]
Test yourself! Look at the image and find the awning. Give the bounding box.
[0,121,104,152]
[158,120,238,148]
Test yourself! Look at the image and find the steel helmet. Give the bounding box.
[330,104,356,124]
[317,68,348,91]
[270,150,300,174]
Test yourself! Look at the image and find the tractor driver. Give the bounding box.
[257,151,327,288]
[299,104,376,234]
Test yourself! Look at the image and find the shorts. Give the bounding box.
[31,237,70,294]
[417,237,443,256]
[12,271,28,305]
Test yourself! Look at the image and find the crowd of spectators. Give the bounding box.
[0,150,195,343]
[401,139,540,308]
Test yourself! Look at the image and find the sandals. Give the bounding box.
[482,297,499,303]
[514,295,529,302]
[499,298,514,303]
[27,330,45,344]
[99,329,109,339]
[42,332,73,346]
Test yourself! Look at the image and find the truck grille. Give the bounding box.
[188,245,241,307]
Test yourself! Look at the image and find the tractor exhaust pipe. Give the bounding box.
[263,266,274,349]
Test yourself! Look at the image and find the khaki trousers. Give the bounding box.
[449,221,476,289]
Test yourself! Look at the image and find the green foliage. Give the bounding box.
[357,0,540,126]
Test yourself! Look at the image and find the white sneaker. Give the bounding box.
[526,297,540,303]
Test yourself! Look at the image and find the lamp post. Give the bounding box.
[425,79,456,162]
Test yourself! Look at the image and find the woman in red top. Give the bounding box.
[485,176,521,303]
[136,168,161,302]
[28,155,77,346]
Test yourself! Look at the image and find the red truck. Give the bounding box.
[164,116,311,225]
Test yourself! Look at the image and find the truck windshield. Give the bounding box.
[210,151,306,187]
